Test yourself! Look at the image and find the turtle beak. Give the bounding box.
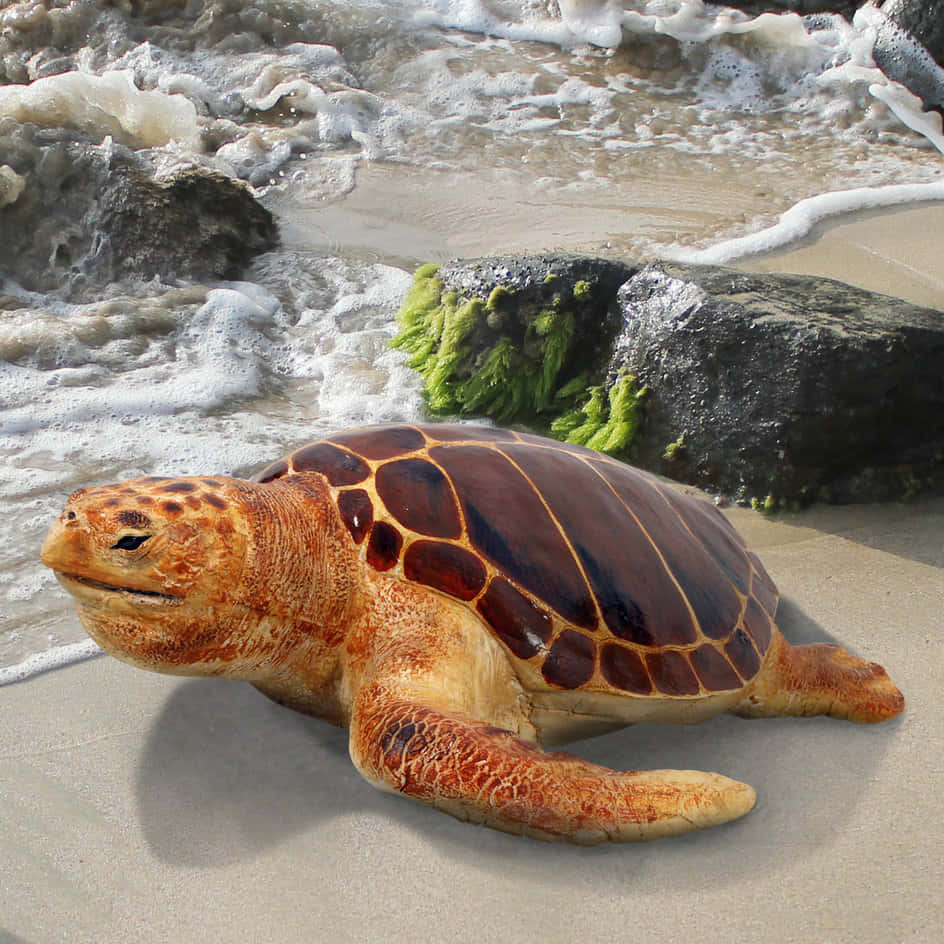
[41,510,90,575]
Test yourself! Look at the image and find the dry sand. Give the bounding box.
[3,171,943,944]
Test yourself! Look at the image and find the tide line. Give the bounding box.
[666,181,944,265]
[0,639,103,686]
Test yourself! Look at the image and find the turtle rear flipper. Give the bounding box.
[733,632,905,724]
[350,682,756,844]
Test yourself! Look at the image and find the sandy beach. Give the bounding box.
[4,170,944,943]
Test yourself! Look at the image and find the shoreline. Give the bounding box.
[275,160,944,308]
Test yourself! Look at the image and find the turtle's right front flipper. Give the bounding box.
[349,681,756,844]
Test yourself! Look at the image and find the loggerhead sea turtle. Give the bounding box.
[41,423,904,843]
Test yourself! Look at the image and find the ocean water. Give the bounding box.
[1,0,943,678]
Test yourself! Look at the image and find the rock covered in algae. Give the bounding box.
[615,262,944,506]
[391,254,645,454]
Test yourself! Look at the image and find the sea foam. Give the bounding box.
[0,70,202,150]
[0,639,103,687]
[666,180,944,264]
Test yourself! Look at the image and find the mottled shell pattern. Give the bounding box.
[252,424,778,698]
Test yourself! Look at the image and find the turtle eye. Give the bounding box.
[111,534,151,551]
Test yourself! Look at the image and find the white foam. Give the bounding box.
[1,258,424,671]
[666,181,944,264]
[0,70,202,150]
[0,164,26,207]
[0,639,103,687]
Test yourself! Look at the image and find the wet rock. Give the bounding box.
[881,0,944,66]
[615,262,944,506]
[0,126,277,297]
[873,1,944,114]
[437,254,636,312]
[392,254,637,426]
[721,1,858,16]
[93,163,278,286]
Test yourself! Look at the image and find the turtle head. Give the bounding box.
[42,473,359,680]
[41,475,251,674]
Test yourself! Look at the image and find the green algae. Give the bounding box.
[663,433,687,462]
[551,373,647,457]
[391,264,645,456]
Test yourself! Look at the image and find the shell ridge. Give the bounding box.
[494,444,603,632]
[573,454,705,649]
[643,476,776,663]
[646,478,751,602]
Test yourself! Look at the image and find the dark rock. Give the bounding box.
[721,1,858,16]
[873,2,944,114]
[93,164,278,285]
[615,262,944,505]
[881,0,944,66]
[0,126,277,298]
[438,254,637,317]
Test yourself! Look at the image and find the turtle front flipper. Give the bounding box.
[349,682,756,844]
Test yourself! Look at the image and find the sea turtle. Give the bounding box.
[41,423,904,843]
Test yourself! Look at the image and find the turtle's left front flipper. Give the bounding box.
[349,682,756,844]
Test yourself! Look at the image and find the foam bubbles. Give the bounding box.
[0,70,202,150]
[1,256,422,675]
[0,640,103,687]
[666,181,944,264]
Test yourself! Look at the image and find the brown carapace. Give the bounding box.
[254,424,776,699]
[42,423,905,844]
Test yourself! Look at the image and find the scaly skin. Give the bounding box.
[41,470,904,843]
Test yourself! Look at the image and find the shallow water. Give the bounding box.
[2,0,943,672]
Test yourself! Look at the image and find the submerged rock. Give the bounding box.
[615,263,944,506]
[0,127,277,297]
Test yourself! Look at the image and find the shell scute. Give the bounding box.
[292,442,370,486]
[646,650,701,696]
[337,489,373,544]
[743,595,773,652]
[429,443,598,630]
[367,521,402,571]
[542,630,596,690]
[329,425,427,460]
[600,643,653,695]
[477,577,553,660]
[375,457,462,540]
[690,643,744,692]
[403,540,486,601]
[427,424,518,443]
[724,627,762,681]
[747,551,779,618]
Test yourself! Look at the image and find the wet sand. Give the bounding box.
[3,172,943,943]
[276,161,944,308]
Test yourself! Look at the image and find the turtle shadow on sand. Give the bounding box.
[136,679,356,866]
[136,598,901,889]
